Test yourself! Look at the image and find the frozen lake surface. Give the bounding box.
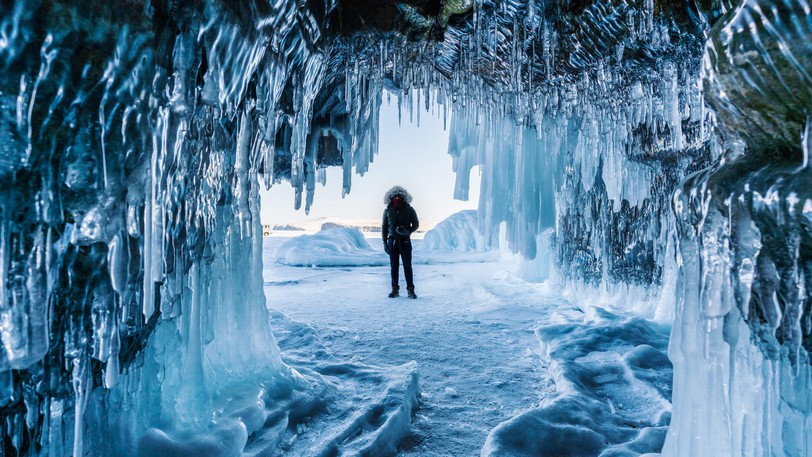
[263,234,672,456]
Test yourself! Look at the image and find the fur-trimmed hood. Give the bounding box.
[383,186,413,205]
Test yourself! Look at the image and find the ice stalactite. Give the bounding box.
[446,67,712,318]
[402,0,713,311]
[88,181,296,454]
[664,0,812,453]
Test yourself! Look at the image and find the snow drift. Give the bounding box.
[273,228,387,267]
[421,210,492,252]
[484,308,672,456]
[273,223,498,268]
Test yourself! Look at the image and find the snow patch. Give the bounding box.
[483,308,672,457]
[269,311,420,456]
[273,228,387,267]
[421,210,491,252]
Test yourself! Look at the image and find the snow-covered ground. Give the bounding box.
[262,231,672,456]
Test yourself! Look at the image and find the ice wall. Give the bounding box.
[0,0,381,453]
[666,146,812,457]
[448,82,709,292]
[663,0,812,453]
[440,0,713,314]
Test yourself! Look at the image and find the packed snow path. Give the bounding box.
[262,236,672,456]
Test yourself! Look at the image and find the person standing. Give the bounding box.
[382,186,419,298]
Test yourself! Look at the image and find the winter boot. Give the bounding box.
[388,287,399,298]
[407,287,417,299]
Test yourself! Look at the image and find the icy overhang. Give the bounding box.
[0,0,720,385]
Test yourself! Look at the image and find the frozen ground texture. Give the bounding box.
[265,236,672,456]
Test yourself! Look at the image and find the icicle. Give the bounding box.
[0,371,12,406]
[416,89,421,127]
[48,399,65,457]
[104,350,119,388]
[177,263,208,422]
[72,356,90,457]
[0,219,8,360]
[236,112,253,238]
[800,115,811,171]
[142,178,156,319]
[379,40,384,79]
[108,233,127,294]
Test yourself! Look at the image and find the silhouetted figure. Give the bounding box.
[382,186,419,298]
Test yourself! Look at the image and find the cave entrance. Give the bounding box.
[257,96,537,456]
[255,91,674,455]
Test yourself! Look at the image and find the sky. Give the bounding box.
[260,93,481,227]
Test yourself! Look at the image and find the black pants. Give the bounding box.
[388,238,414,289]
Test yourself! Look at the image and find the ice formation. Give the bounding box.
[663,0,812,453]
[0,0,810,455]
[484,308,672,456]
[273,227,386,266]
[0,0,370,453]
[272,222,497,267]
[420,210,493,252]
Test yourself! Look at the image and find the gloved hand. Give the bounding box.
[383,241,390,255]
[395,226,410,237]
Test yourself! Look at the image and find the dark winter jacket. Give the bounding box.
[382,186,419,242]
[382,204,419,242]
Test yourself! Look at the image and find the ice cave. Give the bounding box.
[0,0,810,455]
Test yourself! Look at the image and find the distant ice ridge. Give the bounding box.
[421,210,493,252]
[274,228,387,267]
[273,223,498,267]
